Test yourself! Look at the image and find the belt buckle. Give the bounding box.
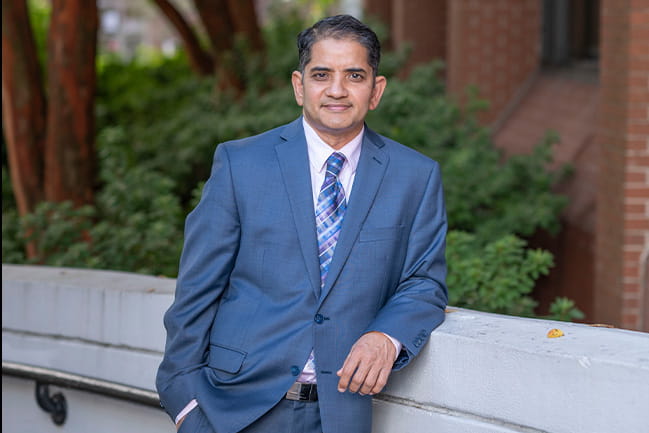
[286,383,302,401]
[286,383,317,401]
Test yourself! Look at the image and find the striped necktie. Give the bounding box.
[316,152,347,288]
[297,152,347,384]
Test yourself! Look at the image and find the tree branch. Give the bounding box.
[151,0,214,75]
[1,0,47,216]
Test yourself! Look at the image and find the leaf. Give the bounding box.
[547,328,564,338]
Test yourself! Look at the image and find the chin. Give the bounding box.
[322,119,354,131]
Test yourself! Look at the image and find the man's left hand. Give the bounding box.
[336,331,395,396]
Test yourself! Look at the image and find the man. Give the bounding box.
[157,14,447,433]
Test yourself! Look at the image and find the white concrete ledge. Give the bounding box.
[3,264,649,433]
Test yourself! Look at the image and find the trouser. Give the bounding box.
[240,399,322,433]
[179,398,322,433]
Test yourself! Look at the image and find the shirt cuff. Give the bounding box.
[175,399,198,425]
[380,332,403,361]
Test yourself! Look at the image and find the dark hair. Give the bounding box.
[297,15,381,76]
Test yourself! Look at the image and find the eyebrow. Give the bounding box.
[308,66,368,74]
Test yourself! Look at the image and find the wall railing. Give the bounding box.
[3,264,648,433]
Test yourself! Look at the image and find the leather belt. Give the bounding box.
[285,382,318,402]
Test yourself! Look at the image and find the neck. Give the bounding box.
[304,119,363,150]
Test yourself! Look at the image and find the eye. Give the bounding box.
[312,72,328,80]
[349,73,364,81]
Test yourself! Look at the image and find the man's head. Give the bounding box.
[297,15,381,77]
[292,15,387,148]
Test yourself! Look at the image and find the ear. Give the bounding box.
[291,71,304,107]
[369,75,387,111]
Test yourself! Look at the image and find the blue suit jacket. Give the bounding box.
[156,118,448,433]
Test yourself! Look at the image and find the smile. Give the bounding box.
[323,104,351,111]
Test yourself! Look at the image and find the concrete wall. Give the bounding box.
[3,265,649,433]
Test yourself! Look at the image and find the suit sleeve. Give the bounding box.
[156,144,240,419]
[365,161,448,370]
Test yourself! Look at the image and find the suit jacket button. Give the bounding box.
[291,366,301,376]
[314,314,324,324]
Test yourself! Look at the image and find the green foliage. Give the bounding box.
[546,297,586,322]
[20,201,95,268]
[9,180,183,276]
[446,231,583,321]
[95,55,300,202]
[90,165,184,276]
[446,231,553,317]
[27,0,50,69]
[2,208,26,264]
[1,6,583,321]
[259,6,307,87]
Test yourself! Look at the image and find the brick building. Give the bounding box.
[363,0,648,331]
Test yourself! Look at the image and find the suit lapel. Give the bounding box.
[276,119,322,298]
[319,128,389,303]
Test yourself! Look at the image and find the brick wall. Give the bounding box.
[363,0,649,330]
[596,0,649,330]
[364,0,446,75]
[446,0,540,124]
[392,0,446,74]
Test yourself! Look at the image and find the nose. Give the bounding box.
[325,74,348,98]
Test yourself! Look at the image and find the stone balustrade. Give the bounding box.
[3,265,648,433]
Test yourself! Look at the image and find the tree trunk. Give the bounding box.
[1,0,46,217]
[151,0,214,76]
[193,0,242,90]
[225,0,263,52]
[194,0,235,52]
[44,0,98,206]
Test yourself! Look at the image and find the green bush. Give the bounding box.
[19,201,95,268]
[2,208,26,264]
[7,170,183,276]
[446,231,552,317]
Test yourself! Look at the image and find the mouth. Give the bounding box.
[322,103,351,112]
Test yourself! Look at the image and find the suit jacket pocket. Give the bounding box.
[359,226,404,242]
[208,343,247,374]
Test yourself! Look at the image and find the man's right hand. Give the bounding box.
[336,331,396,395]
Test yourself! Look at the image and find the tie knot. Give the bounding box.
[326,152,346,177]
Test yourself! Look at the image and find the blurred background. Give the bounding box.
[2,0,647,331]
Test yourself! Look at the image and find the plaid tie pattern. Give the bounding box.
[298,152,347,384]
[316,152,347,288]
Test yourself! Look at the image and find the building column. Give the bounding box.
[596,0,649,330]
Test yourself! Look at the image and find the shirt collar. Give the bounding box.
[303,117,363,175]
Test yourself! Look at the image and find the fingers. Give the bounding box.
[348,361,369,394]
[370,367,391,395]
[336,332,395,396]
[359,364,379,395]
[336,352,359,393]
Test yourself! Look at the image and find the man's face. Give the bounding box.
[292,38,387,149]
